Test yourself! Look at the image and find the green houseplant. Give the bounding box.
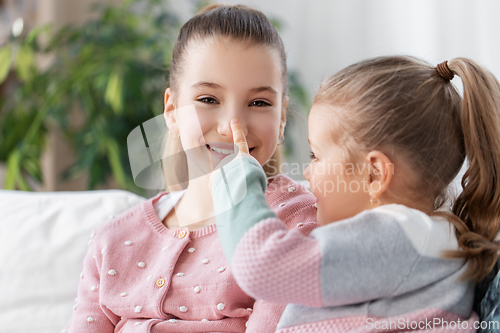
[0,0,178,193]
[0,0,309,194]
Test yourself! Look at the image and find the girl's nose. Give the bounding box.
[217,114,248,139]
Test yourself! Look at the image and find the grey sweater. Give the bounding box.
[212,157,477,332]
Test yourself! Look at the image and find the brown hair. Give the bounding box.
[170,4,288,99]
[162,4,287,189]
[315,55,500,281]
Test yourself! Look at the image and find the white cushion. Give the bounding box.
[0,190,145,333]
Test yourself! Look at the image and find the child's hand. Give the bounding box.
[209,118,255,191]
[229,119,252,158]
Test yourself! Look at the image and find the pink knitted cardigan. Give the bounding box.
[65,174,319,332]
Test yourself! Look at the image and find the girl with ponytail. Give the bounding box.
[211,56,500,332]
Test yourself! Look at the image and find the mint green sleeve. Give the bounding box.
[211,156,277,265]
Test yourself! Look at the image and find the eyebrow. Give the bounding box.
[191,81,223,90]
[251,86,277,96]
[191,82,277,96]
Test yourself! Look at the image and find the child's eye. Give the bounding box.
[197,97,219,104]
[309,151,317,161]
[249,100,271,107]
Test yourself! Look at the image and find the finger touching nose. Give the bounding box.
[230,119,249,154]
[217,116,248,138]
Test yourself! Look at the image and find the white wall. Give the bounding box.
[212,0,500,89]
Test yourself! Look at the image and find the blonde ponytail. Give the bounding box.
[443,58,500,281]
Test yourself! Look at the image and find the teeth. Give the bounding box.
[209,145,234,155]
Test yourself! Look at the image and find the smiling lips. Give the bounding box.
[207,144,235,155]
[205,143,255,155]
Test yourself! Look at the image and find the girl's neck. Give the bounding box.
[376,192,434,215]
[163,173,216,231]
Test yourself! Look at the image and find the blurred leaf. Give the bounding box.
[23,156,42,182]
[196,0,213,12]
[270,17,283,31]
[25,25,51,50]
[89,160,103,189]
[105,69,124,114]
[15,44,37,82]
[106,137,126,188]
[4,151,21,189]
[0,45,12,84]
[288,71,310,110]
[4,150,30,190]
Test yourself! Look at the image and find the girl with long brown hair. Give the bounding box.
[65,4,318,332]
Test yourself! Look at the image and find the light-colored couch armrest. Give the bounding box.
[0,189,146,333]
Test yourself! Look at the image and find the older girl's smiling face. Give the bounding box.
[165,38,287,167]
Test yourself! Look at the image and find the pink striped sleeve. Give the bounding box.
[231,217,323,307]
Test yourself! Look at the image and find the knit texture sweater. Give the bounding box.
[65,174,319,332]
[212,156,478,333]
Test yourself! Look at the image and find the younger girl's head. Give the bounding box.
[305,55,500,281]
[163,4,288,184]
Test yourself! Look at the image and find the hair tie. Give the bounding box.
[436,61,454,81]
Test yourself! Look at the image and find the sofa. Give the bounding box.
[0,189,145,333]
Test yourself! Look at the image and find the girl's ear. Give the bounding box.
[164,88,179,135]
[366,151,394,200]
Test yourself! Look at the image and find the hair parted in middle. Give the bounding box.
[169,3,288,99]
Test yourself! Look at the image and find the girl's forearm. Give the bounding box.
[211,156,276,264]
